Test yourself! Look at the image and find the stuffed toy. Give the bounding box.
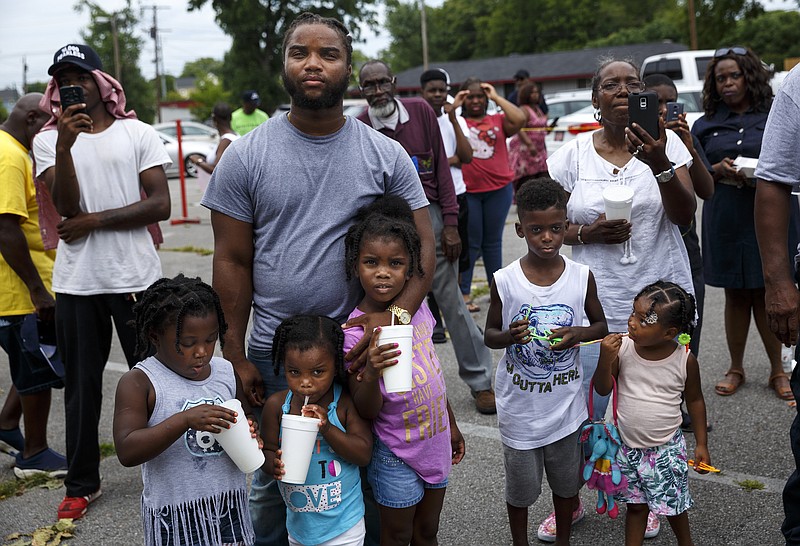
[580,378,627,519]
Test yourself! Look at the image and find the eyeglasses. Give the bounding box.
[597,81,645,94]
[360,77,395,94]
[714,46,747,58]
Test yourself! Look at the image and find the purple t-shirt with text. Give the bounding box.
[344,303,451,483]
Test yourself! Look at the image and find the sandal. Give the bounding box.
[715,369,745,396]
[463,299,480,313]
[769,372,795,401]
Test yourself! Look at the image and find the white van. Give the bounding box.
[641,49,788,93]
[640,50,715,88]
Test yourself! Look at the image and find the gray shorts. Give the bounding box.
[502,428,583,508]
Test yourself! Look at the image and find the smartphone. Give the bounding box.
[628,91,659,140]
[59,85,86,115]
[666,101,684,122]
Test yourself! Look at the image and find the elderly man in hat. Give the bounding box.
[32,43,171,520]
[231,90,270,135]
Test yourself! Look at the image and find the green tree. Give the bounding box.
[25,82,48,94]
[188,0,380,112]
[181,57,225,79]
[382,0,781,73]
[188,74,234,121]
[75,0,157,123]
[0,103,8,124]
[694,0,764,49]
[721,10,800,69]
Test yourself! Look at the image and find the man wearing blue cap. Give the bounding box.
[0,93,66,479]
[231,90,270,135]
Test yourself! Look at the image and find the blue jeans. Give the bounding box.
[248,348,290,546]
[460,184,514,295]
[0,315,63,395]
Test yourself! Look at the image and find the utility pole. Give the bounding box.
[111,16,121,82]
[22,57,28,94]
[688,0,698,50]
[145,5,168,122]
[97,13,121,82]
[420,0,429,70]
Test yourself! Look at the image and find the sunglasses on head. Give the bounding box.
[714,46,747,57]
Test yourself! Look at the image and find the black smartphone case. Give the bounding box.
[59,85,86,113]
[628,91,659,140]
[666,102,684,122]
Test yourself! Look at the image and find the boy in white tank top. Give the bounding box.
[484,177,608,544]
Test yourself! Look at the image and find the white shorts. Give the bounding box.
[288,517,366,546]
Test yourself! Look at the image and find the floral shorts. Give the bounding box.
[617,428,693,516]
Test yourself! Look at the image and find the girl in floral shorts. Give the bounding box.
[592,281,711,544]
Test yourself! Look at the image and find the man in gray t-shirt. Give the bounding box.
[200,13,434,546]
[753,63,800,544]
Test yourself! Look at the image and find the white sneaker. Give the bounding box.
[536,501,586,542]
[644,511,661,539]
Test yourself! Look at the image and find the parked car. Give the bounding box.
[157,133,215,178]
[544,87,703,156]
[544,89,593,121]
[641,50,714,88]
[271,98,368,118]
[153,121,219,144]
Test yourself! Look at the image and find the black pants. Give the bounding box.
[785,351,800,545]
[56,293,139,498]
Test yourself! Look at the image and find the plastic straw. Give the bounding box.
[304,395,309,406]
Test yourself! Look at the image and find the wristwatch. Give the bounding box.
[655,165,675,184]
[388,304,412,325]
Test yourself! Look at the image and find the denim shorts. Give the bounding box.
[367,438,447,509]
[0,315,63,395]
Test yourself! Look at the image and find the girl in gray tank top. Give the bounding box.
[113,274,258,546]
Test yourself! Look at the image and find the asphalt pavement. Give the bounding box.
[0,175,795,545]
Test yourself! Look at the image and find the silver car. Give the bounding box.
[156,132,215,178]
[153,121,219,144]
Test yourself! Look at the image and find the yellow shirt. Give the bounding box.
[0,129,55,316]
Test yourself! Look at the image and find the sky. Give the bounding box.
[1,0,796,94]
[0,0,390,93]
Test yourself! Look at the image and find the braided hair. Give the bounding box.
[272,315,345,383]
[282,12,353,65]
[133,274,227,359]
[344,195,424,281]
[634,280,696,337]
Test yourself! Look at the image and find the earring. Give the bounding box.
[593,109,602,122]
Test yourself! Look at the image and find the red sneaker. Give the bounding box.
[57,490,102,520]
